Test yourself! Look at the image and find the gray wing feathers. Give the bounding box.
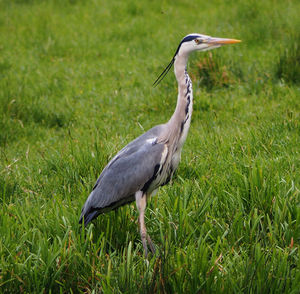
[91,125,163,190]
[80,125,165,223]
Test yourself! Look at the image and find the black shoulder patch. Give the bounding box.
[142,164,160,193]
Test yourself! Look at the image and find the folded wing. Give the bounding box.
[79,125,165,225]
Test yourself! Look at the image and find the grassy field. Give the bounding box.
[1,0,300,293]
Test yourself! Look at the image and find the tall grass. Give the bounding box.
[0,0,299,293]
[276,34,300,85]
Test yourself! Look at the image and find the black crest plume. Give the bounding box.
[152,39,185,87]
[152,35,199,87]
[152,58,175,87]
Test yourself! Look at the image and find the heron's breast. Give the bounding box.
[150,144,183,194]
[145,144,171,193]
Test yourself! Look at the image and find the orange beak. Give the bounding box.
[207,37,241,45]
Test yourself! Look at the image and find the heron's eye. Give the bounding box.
[194,39,202,45]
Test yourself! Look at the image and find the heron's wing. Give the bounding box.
[80,125,166,224]
[93,125,163,189]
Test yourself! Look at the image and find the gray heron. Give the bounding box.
[79,33,240,257]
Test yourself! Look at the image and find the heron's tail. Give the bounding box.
[79,208,100,227]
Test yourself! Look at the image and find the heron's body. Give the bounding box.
[79,33,240,256]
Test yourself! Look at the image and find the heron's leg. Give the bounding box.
[145,194,156,254]
[135,191,148,257]
[135,191,155,257]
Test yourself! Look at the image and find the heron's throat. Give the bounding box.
[174,53,189,87]
[167,53,193,149]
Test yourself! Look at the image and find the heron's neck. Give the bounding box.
[167,53,193,148]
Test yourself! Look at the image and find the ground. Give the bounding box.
[0,0,299,293]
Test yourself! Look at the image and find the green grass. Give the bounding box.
[0,0,300,293]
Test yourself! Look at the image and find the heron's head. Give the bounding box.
[153,33,241,86]
[176,33,241,56]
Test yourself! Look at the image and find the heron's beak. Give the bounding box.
[206,37,241,45]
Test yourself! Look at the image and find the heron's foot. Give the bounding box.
[141,233,156,258]
[141,233,148,258]
[147,234,156,255]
